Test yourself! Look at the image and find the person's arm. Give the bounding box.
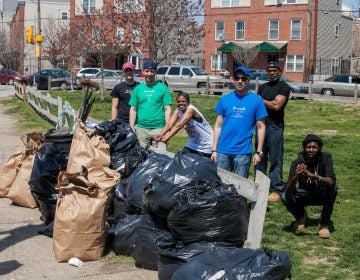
[129,106,137,130]
[301,157,335,187]
[161,107,196,143]
[262,95,287,111]
[211,115,223,161]
[164,105,171,126]
[252,119,265,167]
[111,98,119,120]
[154,109,179,142]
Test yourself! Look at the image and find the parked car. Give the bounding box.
[156,64,226,94]
[76,68,101,78]
[0,69,27,85]
[87,69,123,90]
[312,74,360,97]
[28,69,74,90]
[226,72,308,98]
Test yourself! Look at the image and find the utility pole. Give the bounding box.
[305,0,312,82]
[36,0,41,71]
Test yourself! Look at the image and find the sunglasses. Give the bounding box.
[233,76,248,82]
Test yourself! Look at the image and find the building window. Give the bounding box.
[285,0,296,3]
[286,55,304,71]
[215,21,225,41]
[116,27,125,41]
[331,57,339,73]
[83,0,95,13]
[133,25,141,43]
[335,24,340,37]
[335,0,340,5]
[235,21,245,40]
[211,54,227,70]
[268,54,279,63]
[61,12,68,20]
[291,19,301,40]
[222,0,241,7]
[268,19,279,40]
[92,27,99,41]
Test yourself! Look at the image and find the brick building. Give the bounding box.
[204,0,353,82]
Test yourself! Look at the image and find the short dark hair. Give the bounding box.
[176,91,190,103]
[266,61,281,71]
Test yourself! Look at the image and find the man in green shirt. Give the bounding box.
[129,60,172,150]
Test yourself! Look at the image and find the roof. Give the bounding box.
[218,41,288,53]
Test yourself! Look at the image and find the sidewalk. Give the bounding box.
[0,90,157,280]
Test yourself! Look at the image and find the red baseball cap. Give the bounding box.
[122,62,135,71]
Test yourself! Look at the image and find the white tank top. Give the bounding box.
[178,104,214,154]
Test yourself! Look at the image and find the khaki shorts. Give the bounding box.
[135,127,167,151]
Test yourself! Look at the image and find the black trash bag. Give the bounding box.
[172,247,292,280]
[32,191,57,226]
[157,152,221,186]
[29,140,69,226]
[107,214,145,256]
[167,180,249,246]
[95,119,148,177]
[133,214,173,271]
[29,141,69,195]
[157,241,232,280]
[127,152,171,214]
[111,179,130,222]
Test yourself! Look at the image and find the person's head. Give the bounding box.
[232,65,250,93]
[176,92,190,112]
[266,61,281,81]
[122,62,135,83]
[143,60,157,84]
[302,134,323,161]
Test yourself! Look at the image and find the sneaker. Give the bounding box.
[293,212,307,231]
[318,225,331,239]
[268,192,281,202]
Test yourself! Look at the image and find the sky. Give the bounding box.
[345,0,359,9]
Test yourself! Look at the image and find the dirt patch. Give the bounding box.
[303,256,329,265]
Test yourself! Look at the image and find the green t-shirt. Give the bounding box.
[129,82,172,128]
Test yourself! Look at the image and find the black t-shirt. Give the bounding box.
[111,81,139,122]
[287,152,336,190]
[258,79,291,128]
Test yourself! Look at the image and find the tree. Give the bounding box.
[42,18,71,69]
[231,43,259,68]
[147,0,204,64]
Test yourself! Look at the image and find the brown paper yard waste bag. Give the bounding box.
[66,121,119,193]
[6,132,43,208]
[53,170,108,262]
[0,151,23,197]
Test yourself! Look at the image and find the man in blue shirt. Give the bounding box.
[211,65,267,178]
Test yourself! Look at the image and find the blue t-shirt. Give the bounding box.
[215,91,267,155]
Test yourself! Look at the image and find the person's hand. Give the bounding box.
[160,135,168,143]
[211,151,216,162]
[252,154,261,167]
[153,135,162,142]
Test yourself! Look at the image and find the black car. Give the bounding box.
[28,69,74,90]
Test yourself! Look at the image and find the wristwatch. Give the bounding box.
[256,151,264,158]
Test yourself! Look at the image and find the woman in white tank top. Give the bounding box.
[154,92,214,157]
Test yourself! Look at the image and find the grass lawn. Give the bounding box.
[1,89,359,279]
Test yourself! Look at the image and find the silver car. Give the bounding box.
[88,70,123,90]
[312,75,360,97]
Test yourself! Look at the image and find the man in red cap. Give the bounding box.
[111,62,140,122]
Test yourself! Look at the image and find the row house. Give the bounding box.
[204,0,354,82]
[70,0,153,72]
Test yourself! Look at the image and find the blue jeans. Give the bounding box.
[216,153,251,178]
[256,124,284,194]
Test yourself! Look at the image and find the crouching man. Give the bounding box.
[282,134,337,239]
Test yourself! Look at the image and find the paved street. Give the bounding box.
[0,85,157,280]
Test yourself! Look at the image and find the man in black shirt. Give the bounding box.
[281,134,337,239]
[111,62,139,122]
[257,62,291,201]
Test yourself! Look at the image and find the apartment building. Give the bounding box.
[10,0,70,75]
[204,0,353,82]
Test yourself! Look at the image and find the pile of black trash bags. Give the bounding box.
[28,119,291,279]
